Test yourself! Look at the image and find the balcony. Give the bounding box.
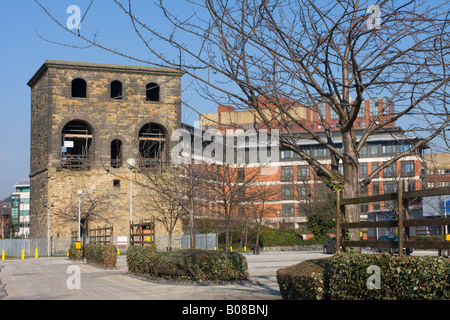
[61,154,91,170]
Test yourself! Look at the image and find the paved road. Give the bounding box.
[0,249,439,300]
[0,251,325,300]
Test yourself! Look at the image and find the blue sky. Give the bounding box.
[0,0,212,197]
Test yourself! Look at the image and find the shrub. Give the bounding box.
[126,245,158,275]
[328,253,450,300]
[127,247,248,281]
[68,243,82,261]
[277,258,332,300]
[84,244,117,268]
[257,229,303,247]
[277,253,450,300]
[416,235,443,242]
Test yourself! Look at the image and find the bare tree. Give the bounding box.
[138,168,184,250]
[245,180,280,254]
[53,184,114,238]
[135,162,206,249]
[35,0,450,244]
[202,162,265,251]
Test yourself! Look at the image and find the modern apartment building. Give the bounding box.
[199,97,395,133]
[1,197,11,238]
[422,153,450,233]
[197,99,427,229]
[423,152,450,189]
[9,181,31,238]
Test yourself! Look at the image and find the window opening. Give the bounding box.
[146,82,160,101]
[111,80,123,99]
[72,78,87,98]
[111,139,122,168]
[61,120,92,170]
[138,123,166,169]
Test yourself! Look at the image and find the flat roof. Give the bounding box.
[28,60,182,87]
[14,181,30,188]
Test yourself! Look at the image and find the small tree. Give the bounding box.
[53,184,114,238]
[136,162,207,249]
[138,165,187,250]
[299,185,337,240]
[204,163,262,251]
[245,178,280,254]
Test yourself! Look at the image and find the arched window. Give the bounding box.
[71,78,87,98]
[111,139,122,168]
[138,123,166,168]
[61,120,93,170]
[146,82,160,102]
[111,80,123,99]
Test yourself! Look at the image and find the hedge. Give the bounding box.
[277,253,450,300]
[127,246,249,281]
[256,229,328,248]
[84,244,117,268]
[258,229,303,247]
[277,258,331,300]
[328,253,450,300]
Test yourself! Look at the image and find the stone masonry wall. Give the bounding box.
[29,60,182,240]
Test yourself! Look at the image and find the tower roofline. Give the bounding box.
[27,59,183,87]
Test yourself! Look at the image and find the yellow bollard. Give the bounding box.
[230,246,232,252]
[117,249,120,256]
[22,249,25,260]
[66,250,69,257]
[35,248,38,259]
[244,246,247,252]
[214,247,217,251]
[2,250,4,260]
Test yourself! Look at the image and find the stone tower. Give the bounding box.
[28,60,182,239]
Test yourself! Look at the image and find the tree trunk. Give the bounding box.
[342,130,361,251]
[189,206,195,249]
[168,229,173,252]
[253,223,261,255]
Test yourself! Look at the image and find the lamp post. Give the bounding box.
[44,202,54,257]
[126,158,136,224]
[77,189,83,241]
[126,158,135,248]
[1,205,6,239]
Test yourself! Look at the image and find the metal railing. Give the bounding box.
[61,155,91,170]
[0,234,219,257]
[0,238,72,257]
[155,233,218,251]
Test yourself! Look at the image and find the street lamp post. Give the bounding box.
[126,158,136,224]
[77,189,83,241]
[44,202,54,257]
[126,158,136,248]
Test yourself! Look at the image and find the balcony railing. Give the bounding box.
[138,157,166,172]
[61,154,91,170]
